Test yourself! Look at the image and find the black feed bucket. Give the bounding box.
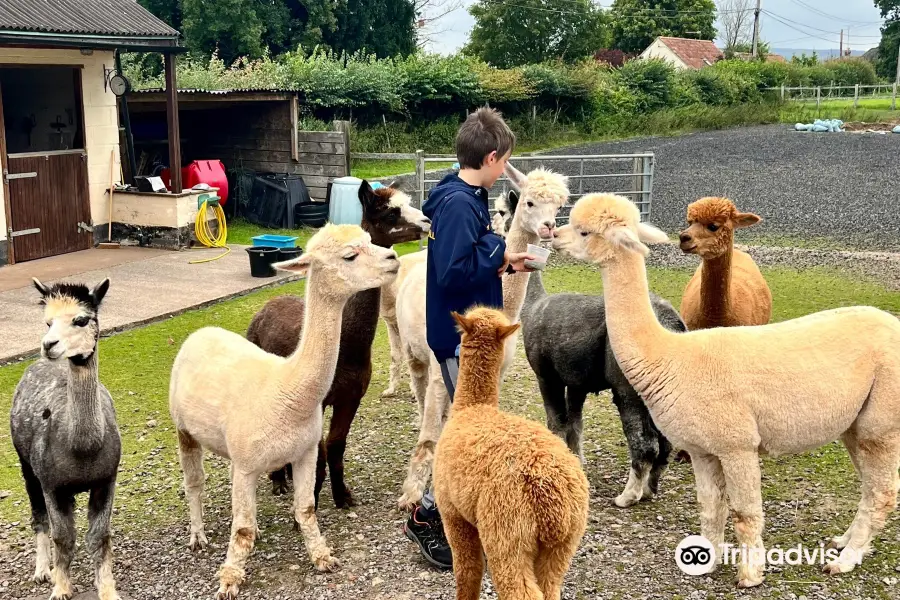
[277,247,304,262]
[246,246,279,278]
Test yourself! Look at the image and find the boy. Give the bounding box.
[403,107,534,568]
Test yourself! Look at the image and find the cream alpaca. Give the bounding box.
[679,196,772,330]
[434,307,588,600]
[553,192,900,588]
[169,224,399,599]
[394,163,569,509]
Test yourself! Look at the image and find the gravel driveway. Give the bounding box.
[534,125,900,250]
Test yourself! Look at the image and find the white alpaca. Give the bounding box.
[395,163,569,509]
[553,192,900,588]
[169,224,399,599]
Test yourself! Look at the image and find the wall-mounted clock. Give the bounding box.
[109,73,131,97]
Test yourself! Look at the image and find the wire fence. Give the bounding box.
[766,83,899,110]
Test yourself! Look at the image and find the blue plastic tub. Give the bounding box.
[251,234,298,248]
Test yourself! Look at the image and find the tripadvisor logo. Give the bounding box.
[674,535,865,576]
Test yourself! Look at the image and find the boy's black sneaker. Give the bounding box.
[403,506,453,569]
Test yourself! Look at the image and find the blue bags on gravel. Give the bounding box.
[794,119,844,132]
[893,125,900,134]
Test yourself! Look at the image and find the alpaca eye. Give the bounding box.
[343,254,358,262]
[707,224,719,232]
[526,202,534,208]
[580,231,589,237]
[498,210,506,216]
[73,316,90,327]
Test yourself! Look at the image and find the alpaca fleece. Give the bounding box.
[434,307,588,600]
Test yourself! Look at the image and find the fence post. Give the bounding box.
[893,83,897,111]
[816,86,821,108]
[854,84,859,108]
[631,158,643,207]
[334,120,351,177]
[415,150,425,249]
[781,84,785,102]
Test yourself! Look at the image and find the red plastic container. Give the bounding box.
[161,160,229,205]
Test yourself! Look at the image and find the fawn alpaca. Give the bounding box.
[434,307,588,600]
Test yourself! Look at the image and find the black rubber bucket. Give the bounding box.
[246,246,279,278]
[277,247,304,263]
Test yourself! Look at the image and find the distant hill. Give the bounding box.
[771,47,868,60]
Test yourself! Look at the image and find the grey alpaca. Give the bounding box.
[521,263,687,508]
[10,279,122,600]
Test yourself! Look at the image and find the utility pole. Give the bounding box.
[839,29,843,58]
[895,41,900,84]
[751,0,762,58]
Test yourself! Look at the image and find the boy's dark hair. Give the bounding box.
[456,107,516,169]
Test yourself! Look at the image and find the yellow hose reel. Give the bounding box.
[190,193,230,264]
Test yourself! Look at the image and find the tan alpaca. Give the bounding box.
[169,224,399,599]
[395,163,569,509]
[380,249,428,398]
[553,193,900,588]
[434,307,588,600]
[679,197,772,330]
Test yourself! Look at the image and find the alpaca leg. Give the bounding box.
[647,427,673,499]
[399,376,448,510]
[47,492,76,600]
[292,445,340,572]
[824,437,900,575]
[408,358,429,426]
[537,375,568,443]
[382,318,405,397]
[314,438,327,509]
[612,389,659,508]
[719,453,766,588]
[270,466,291,496]
[483,534,542,600]
[535,540,579,600]
[177,430,208,551]
[442,506,484,600]
[690,452,727,569]
[326,397,361,508]
[830,432,863,549]
[217,470,259,599]
[86,480,119,600]
[19,456,51,584]
[564,386,587,463]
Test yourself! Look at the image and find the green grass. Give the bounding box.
[780,102,898,124]
[2,262,898,528]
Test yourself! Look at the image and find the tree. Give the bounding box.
[181,0,266,63]
[414,0,464,49]
[717,0,754,52]
[324,0,416,58]
[138,0,181,31]
[728,40,771,58]
[875,1,900,80]
[464,0,609,68]
[610,0,717,54]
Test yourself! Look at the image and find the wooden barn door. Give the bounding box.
[6,151,91,261]
[0,66,92,263]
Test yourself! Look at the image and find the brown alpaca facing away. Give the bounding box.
[679,197,772,330]
[247,181,430,507]
[434,308,589,600]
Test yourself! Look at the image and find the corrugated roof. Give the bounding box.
[133,88,298,94]
[0,0,179,38]
[657,37,723,69]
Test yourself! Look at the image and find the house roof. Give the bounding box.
[0,0,179,45]
[656,36,723,69]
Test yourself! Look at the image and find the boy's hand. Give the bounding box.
[498,251,537,276]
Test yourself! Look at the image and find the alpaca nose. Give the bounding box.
[679,233,692,244]
[43,339,58,352]
[422,217,431,225]
[543,220,555,230]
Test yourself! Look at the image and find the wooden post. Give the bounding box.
[781,84,785,102]
[816,86,821,108]
[290,94,299,162]
[164,52,182,194]
[415,150,425,250]
[892,83,897,111]
[853,83,859,108]
[334,120,351,177]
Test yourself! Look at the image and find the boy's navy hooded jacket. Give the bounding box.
[423,173,506,361]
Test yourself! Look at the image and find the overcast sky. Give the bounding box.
[424,0,885,56]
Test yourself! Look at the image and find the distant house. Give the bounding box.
[733,52,787,63]
[639,36,724,70]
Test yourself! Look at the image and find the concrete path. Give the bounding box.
[0,246,299,363]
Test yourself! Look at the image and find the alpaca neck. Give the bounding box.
[600,252,675,407]
[524,269,547,311]
[453,347,504,409]
[502,213,539,323]
[699,244,733,326]
[67,350,104,455]
[275,269,347,416]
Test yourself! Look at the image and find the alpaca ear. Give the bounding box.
[497,323,520,341]
[504,162,526,191]
[90,278,110,306]
[32,278,50,297]
[605,226,650,257]
[388,180,399,189]
[273,254,312,275]
[451,311,474,335]
[507,189,519,216]
[733,212,761,229]
[358,180,375,208]
[636,222,670,244]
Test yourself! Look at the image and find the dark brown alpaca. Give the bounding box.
[246,181,430,508]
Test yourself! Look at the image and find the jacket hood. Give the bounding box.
[423,173,485,219]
